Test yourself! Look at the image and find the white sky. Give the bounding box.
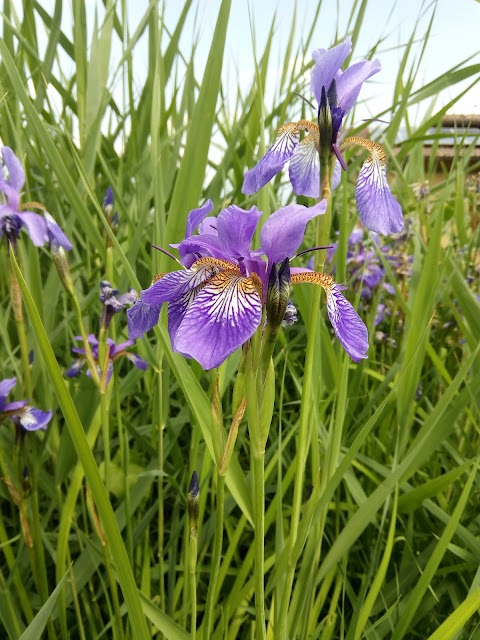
[18,0,480,123]
[159,0,480,120]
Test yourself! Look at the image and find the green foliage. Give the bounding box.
[1,1,480,639]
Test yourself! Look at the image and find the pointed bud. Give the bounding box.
[318,86,333,168]
[266,258,291,332]
[188,471,200,528]
[52,244,75,296]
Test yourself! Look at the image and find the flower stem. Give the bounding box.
[189,519,198,639]
[203,471,225,638]
[10,269,32,398]
[252,450,266,639]
[71,294,101,387]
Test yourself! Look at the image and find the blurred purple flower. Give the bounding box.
[99,280,137,329]
[242,39,403,236]
[0,147,72,250]
[128,199,368,368]
[66,334,147,384]
[0,378,52,431]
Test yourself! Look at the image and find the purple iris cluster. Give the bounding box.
[126,38,404,369]
[242,38,403,236]
[127,199,369,368]
[326,227,412,343]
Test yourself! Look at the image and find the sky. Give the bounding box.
[18,0,480,125]
[158,0,480,120]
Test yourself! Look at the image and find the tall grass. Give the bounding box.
[1,1,480,638]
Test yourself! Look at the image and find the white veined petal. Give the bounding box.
[289,135,320,197]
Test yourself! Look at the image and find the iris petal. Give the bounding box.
[289,135,320,197]
[324,284,369,361]
[174,272,262,369]
[311,38,352,104]
[260,200,326,265]
[355,154,403,235]
[1,146,25,192]
[18,407,52,431]
[127,299,161,339]
[242,123,300,194]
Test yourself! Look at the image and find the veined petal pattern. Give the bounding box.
[174,271,262,369]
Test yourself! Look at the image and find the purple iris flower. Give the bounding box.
[242,39,403,236]
[0,377,52,431]
[127,199,369,369]
[99,280,138,329]
[0,146,72,250]
[66,334,147,384]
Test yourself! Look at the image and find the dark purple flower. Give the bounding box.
[242,39,403,236]
[0,378,52,431]
[127,199,369,368]
[99,280,137,329]
[66,334,147,384]
[0,147,72,250]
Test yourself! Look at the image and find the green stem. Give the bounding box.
[252,451,266,640]
[203,472,225,638]
[10,268,32,398]
[189,526,198,640]
[71,294,101,387]
[100,389,111,494]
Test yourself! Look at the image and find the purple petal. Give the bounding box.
[355,155,403,235]
[44,212,73,251]
[216,205,262,258]
[197,217,218,235]
[18,211,49,246]
[325,283,369,361]
[174,272,262,369]
[0,184,20,210]
[3,400,28,412]
[125,352,148,370]
[0,377,17,401]
[332,158,342,191]
[127,300,161,339]
[375,303,386,326]
[260,200,327,265]
[142,264,221,306]
[18,407,52,431]
[184,200,214,238]
[175,233,230,265]
[242,123,300,194]
[110,340,134,358]
[65,359,85,378]
[336,59,381,114]
[116,289,138,307]
[289,135,320,198]
[361,264,384,289]
[1,147,25,192]
[311,39,352,104]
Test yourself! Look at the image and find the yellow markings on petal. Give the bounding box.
[201,270,260,297]
[193,256,239,273]
[151,273,167,284]
[250,272,263,300]
[278,120,320,146]
[291,271,334,289]
[339,137,387,165]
